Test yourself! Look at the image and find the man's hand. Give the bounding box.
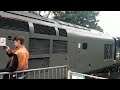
[3,46,10,52]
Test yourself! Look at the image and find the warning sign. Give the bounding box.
[0,38,6,46]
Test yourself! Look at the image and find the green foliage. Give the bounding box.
[53,11,103,32]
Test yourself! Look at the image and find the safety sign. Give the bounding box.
[0,38,6,46]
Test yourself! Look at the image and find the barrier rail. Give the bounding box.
[0,65,68,79]
[0,65,107,79]
[67,70,108,79]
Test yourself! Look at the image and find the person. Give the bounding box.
[0,35,29,79]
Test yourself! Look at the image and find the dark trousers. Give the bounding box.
[2,73,28,79]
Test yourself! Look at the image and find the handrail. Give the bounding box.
[0,65,68,79]
[68,70,108,79]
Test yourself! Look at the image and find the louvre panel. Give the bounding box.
[33,23,56,35]
[58,28,67,37]
[104,44,113,59]
[29,58,49,69]
[53,40,67,53]
[29,38,50,54]
[0,17,29,32]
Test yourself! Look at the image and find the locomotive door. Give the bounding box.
[0,29,29,69]
[68,42,77,71]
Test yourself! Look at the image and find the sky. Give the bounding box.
[98,11,120,37]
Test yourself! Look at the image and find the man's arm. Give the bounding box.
[0,54,18,72]
[6,51,13,57]
[3,46,13,57]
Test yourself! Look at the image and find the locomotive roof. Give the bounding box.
[3,11,99,32]
[0,11,113,40]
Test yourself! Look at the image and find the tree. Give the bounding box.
[46,11,52,18]
[53,11,103,32]
[28,11,42,16]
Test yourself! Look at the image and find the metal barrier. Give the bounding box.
[67,70,108,79]
[0,65,108,79]
[0,65,68,79]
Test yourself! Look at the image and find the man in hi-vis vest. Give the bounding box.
[0,35,29,79]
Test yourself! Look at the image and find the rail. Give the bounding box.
[0,65,107,79]
[67,70,108,79]
[0,65,68,79]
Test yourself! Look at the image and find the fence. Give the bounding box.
[0,65,68,79]
[67,70,108,79]
[0,65,107,79]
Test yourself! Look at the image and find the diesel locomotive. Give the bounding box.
[0,11,120,78]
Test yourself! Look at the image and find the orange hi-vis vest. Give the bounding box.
[10,45,29,71]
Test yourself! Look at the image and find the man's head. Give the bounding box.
[13,35,25,48]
